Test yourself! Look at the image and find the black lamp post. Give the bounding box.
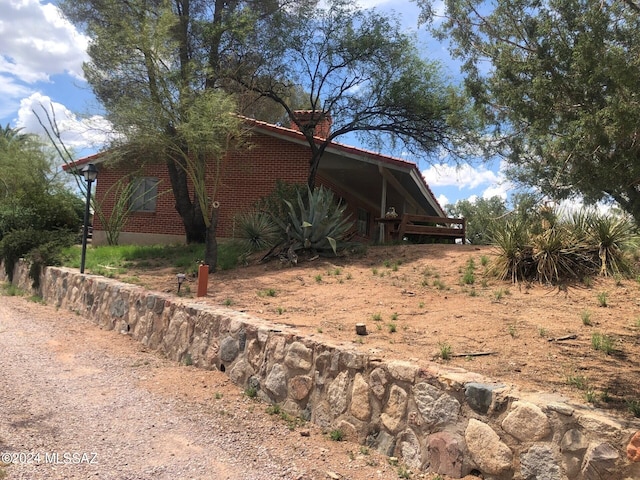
[80,163,98,274]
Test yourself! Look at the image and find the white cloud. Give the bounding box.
[17,92,112,150]
[0,0,89,83]
[422,163,501,190]
[436,194,449,207]
[481,181,513,200]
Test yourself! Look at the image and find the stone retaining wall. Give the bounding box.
[3,261,640,479]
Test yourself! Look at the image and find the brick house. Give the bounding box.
[66,113,447,246]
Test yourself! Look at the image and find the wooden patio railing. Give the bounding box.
[375,214,466,244]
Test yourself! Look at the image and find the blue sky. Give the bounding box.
[0,0,512,209]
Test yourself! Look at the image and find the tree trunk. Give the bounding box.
[204,208,219,274]
[166,158,206,243]
[306,139,329,191]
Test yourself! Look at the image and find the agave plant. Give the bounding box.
[276,186,353,255]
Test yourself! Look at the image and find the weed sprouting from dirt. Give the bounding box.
[627,399,640,417]
[438,342,452,360]
[591,332,615,355]
[597,291,609,307]
[567,375,589,390]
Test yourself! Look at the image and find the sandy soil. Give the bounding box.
[125,243,640,418]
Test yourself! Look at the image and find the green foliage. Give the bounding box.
[25,231,77,289]
[0,229,75,286]
[275,186,353,255]
[446,196,508,245]
[597,292,609,308]
[329,429,344,441]
[591,332,615,355]
[253,181,306,227]
[0,282,23,296]
[59,242,248,275]
[92,170,166,246]
[232,0,476,188]
[438,341,452,360]
[567,375,589,391]
[258,288,277,297]
[421,0,640,223]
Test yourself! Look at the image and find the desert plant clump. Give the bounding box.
[235,210,281,253]
[581,310,593,326]
[461,257,476,285]
[258,288,276,297]
[329,429,344,441]
[597,291,609,307]
[490,207,639,284]
[567,375,589,390]
[438,342,452,360]
[591,332,615,355]
[627,399,640,418]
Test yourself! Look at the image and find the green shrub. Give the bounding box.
[0,228,75,286]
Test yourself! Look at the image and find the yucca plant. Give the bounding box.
[586,212,639,277]
[276,186,353,255]
[236,210,281,252]
[532,224,587,283]
[489,218,532,282]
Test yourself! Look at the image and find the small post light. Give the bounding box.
[80,163,98,274]
[176,273,186,293]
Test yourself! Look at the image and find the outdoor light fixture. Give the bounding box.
[80,163,98,274]
[176,273,186,293]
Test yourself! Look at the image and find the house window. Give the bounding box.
[356,208,370,236]
[131,177,158,212]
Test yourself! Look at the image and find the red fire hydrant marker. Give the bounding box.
[197,264,209,297]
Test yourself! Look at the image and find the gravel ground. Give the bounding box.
[0,295,440,480]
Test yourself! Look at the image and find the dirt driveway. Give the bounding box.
[0,295,447,480]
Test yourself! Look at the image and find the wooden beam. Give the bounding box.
[379,166,422,213]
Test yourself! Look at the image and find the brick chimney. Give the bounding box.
[290,110,332,139]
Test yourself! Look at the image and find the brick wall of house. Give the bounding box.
[94,161,185,236]
[94,132,312,240]
[215,133,310,237]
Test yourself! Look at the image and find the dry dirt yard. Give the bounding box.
[125,243,640,418]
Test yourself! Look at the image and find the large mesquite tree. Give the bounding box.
[229,0,475,189]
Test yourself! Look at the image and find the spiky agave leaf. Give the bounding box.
[279,186,353,254]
